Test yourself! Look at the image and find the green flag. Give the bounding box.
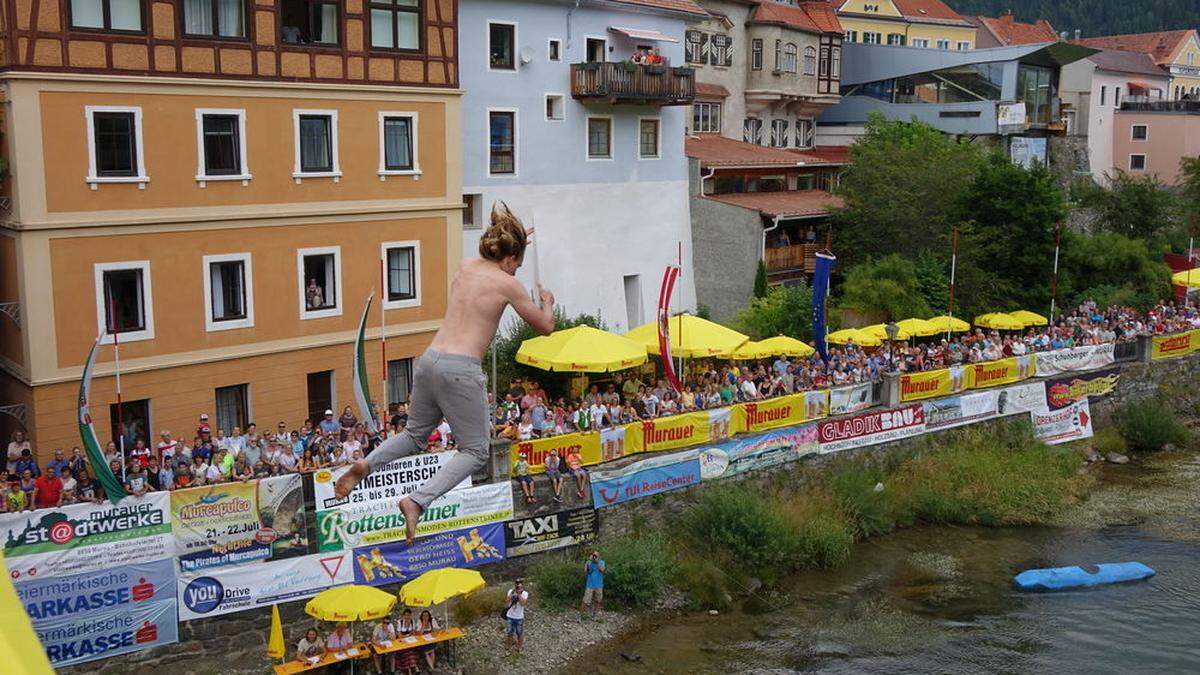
[79,334,128,504]
[353,294,379,435]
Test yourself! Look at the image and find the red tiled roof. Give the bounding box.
[704,190,844,218]
[687,133,814,168]
[889,0,971,27]
[1073,30,1197,66]
[792,146,851,165]
[750,1,843,35]
[610,0,708,17]
[973,14,1058,46]
[696,82,731,98]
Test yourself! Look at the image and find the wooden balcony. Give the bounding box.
[570,62,695,106]
[765,244,819,276]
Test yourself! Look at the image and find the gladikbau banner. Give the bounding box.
[818,404,926,453]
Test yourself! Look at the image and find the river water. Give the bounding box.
[569,454,1200,675]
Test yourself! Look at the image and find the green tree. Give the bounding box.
[484,307,606,396]
[1180,156,1200,227]
[957,153,1067,313]
[1082,170,1179,244]
[734,283,814,341]
[833,113,984,267]
[1058,232,1172,311]
[753,260,769,299]
[913,251,949,315]
[836,255,932,320]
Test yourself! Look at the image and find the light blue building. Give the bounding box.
[459,0,704,332]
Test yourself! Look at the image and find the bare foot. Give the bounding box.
[334,460,369,499]
[398,496,424,545]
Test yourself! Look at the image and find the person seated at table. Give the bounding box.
[395,608,419,674]
[325,622,354,674]
[371,615,397,674]
[417,610,440,671]
[296,628,325,663]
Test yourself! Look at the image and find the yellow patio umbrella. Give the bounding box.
[755,335,815,357]
[1172,269,1200,288]
[626,315,749,358]
[400,568,486,608]
[1007,310,1049,327]
[0,552,54,674]
[926,315,971,333]
[862,323,911,341]
[516,325,647,372]
[305,584,397,622]
[896,318,940,337]
[825,328,882,347]
[727,340,773,360]
[974,313,1024,330]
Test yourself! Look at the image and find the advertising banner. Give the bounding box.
[997,382,1049,415]
[257,474,309,560]
[699,425,819,481]
[737,394,808,433]
[350,523,506,586]
[504,509,598,558]
[177,551,354,621]
[707,406,735,442]
[590,450,701,508]
[1031,399,1094,445]
[1035,343,1116,376]
[818,404,926,453]
[803,389,830,420]
[923,391,1000,431]
[630,412,711,454]
[17,558,178,668]
[899,368,968,402]
[600,426,628,463]
[512,433,602,476]
[969,356,1035,390]
[0,492,172,580]
[171,482,271,571]
[1044,367,1121,410]
[1150,331,1195,360]
[829,382,873,416]
[315,482,514,552]
[314,451,469,510]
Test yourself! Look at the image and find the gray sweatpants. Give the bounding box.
[367,349,490,508]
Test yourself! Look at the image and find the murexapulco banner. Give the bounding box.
[504,509,598,558]
[315,481,513,552]
[1044,367,1121,410]
[818,404,926,453]
[1150,331,1196,360]
[699,425,819,481]
[171,482,271,571]
[351,523,506,586]
[590,450,701,508]
[968,356,1035,390]
[899,367,969,402]
[177,551,354,621]
[1031,399,1094,445]
[1035,343,1115,375]
[511,432,602,476]
[0,492,172,580]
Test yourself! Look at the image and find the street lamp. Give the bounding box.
[885,321,900,371]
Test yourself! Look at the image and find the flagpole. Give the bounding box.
[379,258,388,436]
[107,289,126,482]
[1049,221,1064,324]
[676,241,683,386]
[947,226,958,342]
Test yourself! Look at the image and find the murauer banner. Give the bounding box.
[511,433,601,476]
[314,451,469,511]
[1044,367,1120,410]
[351,523,506,586]
[18,558,178,668]
[629,412,711,454]
[0,492,172,580]
[504,509,598,558]
[316,481,513,552]
[1150,331,1195,360]
[899,367,969,402]
[818,404,926,453]
[968,356,1034,390]
[171,482,270,571]
[177,551,354,621]
[1031,399,1094,445]
[1035,343,1115,375]
[736,394,808,434]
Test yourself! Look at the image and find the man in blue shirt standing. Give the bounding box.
[318,410,340,435]
[582,550,606,617]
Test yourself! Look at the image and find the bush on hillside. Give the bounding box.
[683,486,802,581]
[1114,398,1189,452]
[529,532,674,610]
[827,460,892,539]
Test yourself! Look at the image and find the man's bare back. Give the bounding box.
[429,257,555,360]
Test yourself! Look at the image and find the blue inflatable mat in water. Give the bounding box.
[1014,562,1155,591]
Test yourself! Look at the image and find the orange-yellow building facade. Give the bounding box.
[0,1,463,459]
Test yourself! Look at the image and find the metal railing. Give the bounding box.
[1119,100,1200,113]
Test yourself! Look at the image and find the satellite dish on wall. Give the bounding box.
[519,46,535,65]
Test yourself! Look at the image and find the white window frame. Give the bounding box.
[544,93,566,121]
[85,105,148,189]
[487,107,520,177]
[194,108,251,186]
[380,240,422,310]
[94,260,154,344]
[1130,124,1149,142]
[956,41,971,51]
[377,111,421,179]
[862,32,881,46]
[936,39,950,50]
[488,20,518,72]
[803,46,816,76]
[202,253,255,332]
[292,109,341,182]
[548,37,562,62]
[637,116,661,160]
[296,246,343,320]
[585,115,614,162]
[911,38,929,48]
[795,118,814,149]
[1129,154,1146,171]
[693,101,722,133]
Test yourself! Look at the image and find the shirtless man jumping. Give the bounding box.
[334,203,555,543]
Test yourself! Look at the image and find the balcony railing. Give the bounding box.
[570,62,695,106]
[765,244,820,275]
[1120,100,1200,113]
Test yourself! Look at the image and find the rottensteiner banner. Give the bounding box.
[177,551,354,621]
[1035,343,1115,375]
[1031,399,1094,445]
[171,482,271,571]
[0,492,172,580]
[818,404,926,453]
[351,523,506,586]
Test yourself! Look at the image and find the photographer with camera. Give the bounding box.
[504,578,530,654]
[582,549,606,617]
